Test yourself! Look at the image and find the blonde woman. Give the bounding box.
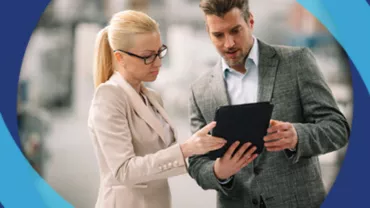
[87,10,226,208]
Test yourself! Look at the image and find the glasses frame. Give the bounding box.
[113,44,168,65]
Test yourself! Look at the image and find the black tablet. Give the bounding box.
[207,102,274,160]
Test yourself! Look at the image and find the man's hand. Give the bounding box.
[264,120,298,151]
[214,141,258,180]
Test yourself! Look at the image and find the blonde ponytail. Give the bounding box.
[93,27,114,88]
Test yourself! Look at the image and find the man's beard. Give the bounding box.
[223,51,245,67]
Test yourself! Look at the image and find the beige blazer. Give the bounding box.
[88,71,188,208]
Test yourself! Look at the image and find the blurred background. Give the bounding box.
[17,0,353,207]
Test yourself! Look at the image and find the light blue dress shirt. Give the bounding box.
[222,36,259,105]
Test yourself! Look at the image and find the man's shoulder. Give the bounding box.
[270,43,309,58]
[258,39,308,58]
[190,67,214,91]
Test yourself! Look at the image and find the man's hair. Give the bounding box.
[199,0,250,21]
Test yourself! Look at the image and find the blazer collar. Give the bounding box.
[141,86,178,141]
[256,39,279,102]
[210,60,230,108]
[209,38,279,105]
[109,71,170,144]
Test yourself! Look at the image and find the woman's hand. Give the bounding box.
[181,122,226,158]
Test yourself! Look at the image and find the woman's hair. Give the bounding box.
[93,10,160,88]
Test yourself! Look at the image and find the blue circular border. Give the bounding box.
[297,0,370,207]
[0,0,368,207]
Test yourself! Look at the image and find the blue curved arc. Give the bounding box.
[0,114,73,208]
[297,0,370,208]
[298,0,370,92]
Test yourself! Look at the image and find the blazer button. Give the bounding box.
[159,166,163,171]
[173,161,179,167]
[163,164,167,170]
[168,162,172,168]
[252,198,258,205]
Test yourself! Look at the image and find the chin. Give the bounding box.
[223,52,245,67]
[226,59,243,67]
[144,76,158,82]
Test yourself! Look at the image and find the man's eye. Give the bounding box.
[214,34,223,38]
[231,29,239,34]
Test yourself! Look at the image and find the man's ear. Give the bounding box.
[248,13,255,28]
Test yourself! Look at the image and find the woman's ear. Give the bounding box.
[114,51,124,64]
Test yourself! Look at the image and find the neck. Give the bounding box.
[118,71,142,93]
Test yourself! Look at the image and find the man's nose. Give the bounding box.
[224,35,235,48]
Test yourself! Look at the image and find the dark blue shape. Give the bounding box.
[321,58,370,207]
[367,0,370,6]
[0,202,4,208]
[0,0,50,149]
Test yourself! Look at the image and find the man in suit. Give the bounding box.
[187,0,350,207]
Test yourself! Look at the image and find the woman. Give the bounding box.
[87,10,226,208]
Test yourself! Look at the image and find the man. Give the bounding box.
[187,0,350,207]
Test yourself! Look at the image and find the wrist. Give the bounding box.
[218,176,233,184]
[213,161,228,180]
[291,139,298,150]
[180,142,193,158]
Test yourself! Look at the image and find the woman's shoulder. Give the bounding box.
[92,81,127,105]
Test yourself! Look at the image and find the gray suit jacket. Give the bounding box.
[187,39,350,208]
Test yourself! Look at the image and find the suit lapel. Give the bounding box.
[257,40,279,103]
[209,40,279,106]
[142,87,178,142]
[209,60,230,109]
[110,72,166,143]
[254,40,279,166]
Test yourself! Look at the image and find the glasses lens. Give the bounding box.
[159,47,167,59]
[145,54,157,64]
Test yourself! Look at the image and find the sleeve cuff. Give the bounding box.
[217,176,234,185]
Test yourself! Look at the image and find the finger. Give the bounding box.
[237,146,257,166]
[206,142,226,152]
[206,136,227,144]
[266,147,285,152]
[246,153,258,164]
[270,119,279,126]
[264,137,290,148]
[223,141,240,159]
[267,122,291,134]
[244,146,257,159]
[232,142,252,162]
[198,121,217,135]
[241,154,258,168]
[236,146,255,167]
[264,130,292,142]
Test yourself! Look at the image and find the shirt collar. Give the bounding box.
[222,36,259,77]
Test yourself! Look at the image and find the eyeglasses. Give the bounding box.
[113,44,168,65]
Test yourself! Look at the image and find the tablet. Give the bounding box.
[207,102,274,160]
